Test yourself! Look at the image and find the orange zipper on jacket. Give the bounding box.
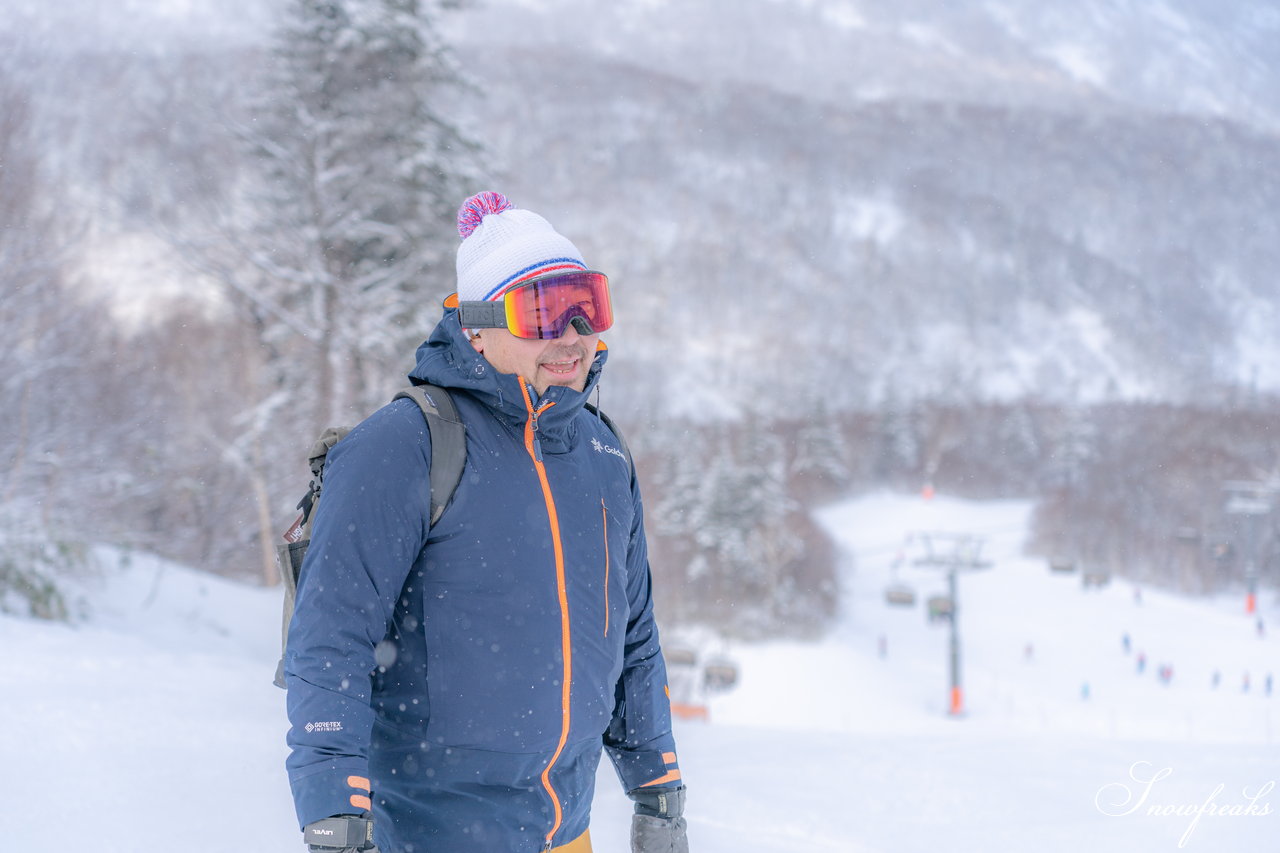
[518,380,573,848]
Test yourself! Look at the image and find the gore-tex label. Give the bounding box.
[304,721,342,733]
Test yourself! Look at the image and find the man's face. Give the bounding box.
[471,324,599,396]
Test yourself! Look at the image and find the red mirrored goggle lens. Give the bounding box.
[505,271,612,339]
[456,271,613,340]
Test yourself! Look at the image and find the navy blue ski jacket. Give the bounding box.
[284,310,681,852]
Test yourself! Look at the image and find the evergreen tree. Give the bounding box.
[876,388,921,485]
[994,402,1041,490]
[790,401,852,502]
[1045,404,1097,492]
[685,423,804,636]
[166,0,483,581]
[228,0,482,428]
[0,68,103,616]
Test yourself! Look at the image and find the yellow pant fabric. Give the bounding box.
[551,829,593,852]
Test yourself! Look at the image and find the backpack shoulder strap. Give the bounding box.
[585,402,633,476]
[394,384,466,526]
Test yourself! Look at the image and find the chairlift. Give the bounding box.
[702,657,739,693]
[664,646,698,668]
[665,645,705,720]
[1048,557,1077,574]
[1081,569,1111,589]
[884,583,917,607]
[926,595,954,623]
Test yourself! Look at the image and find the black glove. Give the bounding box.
[303,815,380,853]
[629,786,688,853]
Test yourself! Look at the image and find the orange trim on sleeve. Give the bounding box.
[349,795,372,811]
[346,775,371,791]
[640,769,683,787]
[662,752,677,765]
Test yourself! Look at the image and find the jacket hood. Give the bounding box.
[408,308,608,452]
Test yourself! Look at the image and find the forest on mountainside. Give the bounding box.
[3,0,1279,637]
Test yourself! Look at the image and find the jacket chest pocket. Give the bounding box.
[598,493,635,639]
[602,499,614,638]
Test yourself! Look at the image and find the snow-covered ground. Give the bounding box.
[3,494,1276,852]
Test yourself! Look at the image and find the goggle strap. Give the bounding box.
[457,300,507,329]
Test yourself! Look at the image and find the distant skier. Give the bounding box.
[1266,674,1273,697]
[1211,669,1221,689]
[1136,652,1147,674]
[1122,633,1131,655]
[1243,671,1252,693]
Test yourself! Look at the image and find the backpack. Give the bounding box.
[272,384,466,688]
[271,384,631,688]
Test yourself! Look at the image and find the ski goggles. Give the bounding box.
[452,270,614,340]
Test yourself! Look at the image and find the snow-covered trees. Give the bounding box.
[0,69,104,617]
[7,1,1280,632]
[647,419,836,639]
[212,0,482,429]
[158,0,484,580]
[790,402,852,502]
[1030,403,1280,593]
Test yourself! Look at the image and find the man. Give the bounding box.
[283,191,689,853]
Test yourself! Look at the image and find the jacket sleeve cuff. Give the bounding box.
[289,759,374,829]
[608,744,683,793]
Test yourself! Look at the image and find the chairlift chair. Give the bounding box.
[664,646,698,668]
[884,583,917,607]
[702,657,739,693]
[1081,569,1111,589]
[926,595,954,623]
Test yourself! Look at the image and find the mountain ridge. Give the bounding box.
[5,0,1278,410]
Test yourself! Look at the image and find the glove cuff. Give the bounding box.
[304,815,374,850]
[629,784,686,818]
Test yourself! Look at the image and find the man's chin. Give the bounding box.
[535,370,588,395]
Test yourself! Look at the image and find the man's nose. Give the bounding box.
[557,321,583,342]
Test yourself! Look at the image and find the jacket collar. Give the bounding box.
[408,309,607,453]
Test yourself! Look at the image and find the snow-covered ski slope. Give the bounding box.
[3,494,1276,852]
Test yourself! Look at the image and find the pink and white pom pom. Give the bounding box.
[457,191,515,240]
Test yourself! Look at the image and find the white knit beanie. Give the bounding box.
[455,191,587,302]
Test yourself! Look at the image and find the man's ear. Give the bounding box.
[469,331,484,353]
